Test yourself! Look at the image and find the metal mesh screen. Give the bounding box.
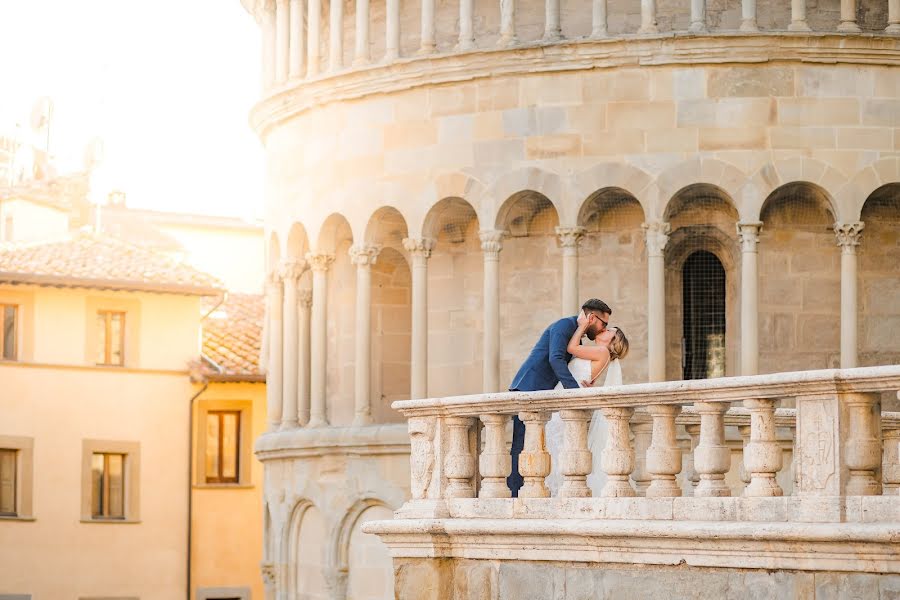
[682,250,726,379]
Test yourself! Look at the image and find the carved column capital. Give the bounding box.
[260,561,278,586]
[834,222,865,254]
[555,226,586,251]
[642,221,670,258]
[402,237,436,259]
[279,259,308,282]
[349,244,382,267]
[305,252,335,272]
[737,221,763,253]
[265,269,283,289]
[479,229,505,256]
[299,289,313,308]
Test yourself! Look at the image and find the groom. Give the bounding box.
[507,298,612,497]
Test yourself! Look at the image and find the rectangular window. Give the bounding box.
[205,410,240,484]
[96,310,125,366]
[0,448,16,516]
[1,304,17,361]
[91,452,125,519]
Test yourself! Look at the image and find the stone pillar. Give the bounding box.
[350,245,381,426]
[836,222,864,369]
[693,402,731,497]
[518,411,551,498]
[788,0,811,31]
[743,398,784,496]
[329,0,343,71]
[689,0,706,32]
[883,428,900,495]
[638,0,659,34]
[275,0,290,83]
[280,260,307,430]
[643,222,669,382]
[354,0,370,65]
[403,237,434,399]
[420,0,436,53]
[556,226,585,317]
[559,409,593,498]
[480,230,504,393]
[591,0,608,37]
[479,414,512,498]
[265,270,284,431]
[646,405,683,497]
[845,393,883,495]
[386,0,400,60]
[600,407,636,497]
[888,0,900,33]
[738,222,762,376]
[261,2,277,89]
[307,0,321,75]
[306,252,334,427]
[738,425,751,487]
[445,417,476,498]
[498,0,517,46]
[838,0,861,31]
[298,290,313,425]
[685,423,701,495]
[289,0,305,78]
[740,0,757,31]
[630,417,653,495]
[457,0,476,49]
[543,0,562,40]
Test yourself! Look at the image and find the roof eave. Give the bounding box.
[0,272,224,296]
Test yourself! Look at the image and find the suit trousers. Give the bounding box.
[506,414,525,497]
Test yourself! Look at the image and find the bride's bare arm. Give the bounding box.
[567,316,608,361]
[567,318,589,355]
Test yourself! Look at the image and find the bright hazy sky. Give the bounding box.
[0,1,263,219]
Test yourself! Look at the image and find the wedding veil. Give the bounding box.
[603,358,623,386]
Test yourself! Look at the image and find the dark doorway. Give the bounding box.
[682,250,726,380]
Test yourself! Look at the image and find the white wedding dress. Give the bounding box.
[544,356,623,496]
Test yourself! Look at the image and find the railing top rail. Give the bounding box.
[392,366,900,418]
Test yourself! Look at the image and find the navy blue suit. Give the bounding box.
[507,316,580,496]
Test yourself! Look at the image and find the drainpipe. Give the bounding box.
[187,380,208,600]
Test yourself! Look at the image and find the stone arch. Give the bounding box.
[570,163,653,226]
[316,212,355,254]
[421,197,480,243]
[370,246,412,420]
[286,222,311,260]
[482,167,563,229]
[747,158,844,222]
[494,190,560,235]
[759,181,837,225]
[409,172,486,239]
[656,158,747,221]
[664,183,740,236]
[364,206,409,251]
[336,499,396,600]
[577,187,647,231]
[285,500,328,600]
[839,157,900,222]
[283,499,314,598]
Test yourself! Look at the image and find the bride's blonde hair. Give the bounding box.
[609,328,629,360]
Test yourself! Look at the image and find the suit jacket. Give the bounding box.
[509,316,579,391]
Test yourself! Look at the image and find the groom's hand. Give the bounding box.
[577,310,588,327]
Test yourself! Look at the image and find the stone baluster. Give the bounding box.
[458,0,476,50]
[600,408,636,497]
[630,416,653,495]
[420,0,437,53]
[275,0,290,83]
[307,0,321,76]
[559,410,593,498]
[280,260,307,430]
[498,0,518,46]
[480,230,504,393]
[646,405,683,497]
[883,427,900,495]
[835,222,864,369]
[685,423,701,494]
[261,1,277,90]
[738,222,762,375]
[693,402,731,497]
[403,238,435,399]
[591,0,608,37]
[838,0,861,31]
[743,399,784,496]
[354,0,370,65]
[556,227,585,317]
[788,0,811,31]
[306,253,335,426]
[846,393,882,495]
[265,270,284,431]
[543,0,562,40]
[479,414,512,498]
[518,411,551,498]
[350,244,381,426]
[298,290,313,425]
[289,0,305,77]
[638,0,659,34]
[689,0,706,32]
[737,424,751,487]
[386,0,400,60]
[740,0,758,31]
[643,222,669,382]
[329,0,343,71]
[445,417,477,498]
[888,0,900,33]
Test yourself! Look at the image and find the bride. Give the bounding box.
[545,311,630,496]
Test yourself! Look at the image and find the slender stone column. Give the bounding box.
[480,230,504,393]
[479,414,512,498]
[385,0,400,60]
[836,222,864,369]
[445,417,477,498]
[289,0,305,78]
[689,0,706,32]
[693,402,731,497]
[638,0,659,34]
[498,0,518,46]
[457,0,476,50]
[646,405,683,497]
[738,222,762,376]
[685,423,701,495]
[307,0,321,75]
[298,290,312,425]
[883,428,900,495]
[354,0,370,65]
[419,0,436,53]
[845,393,882,495]
[838,0,861,31]
[350,244,381,426]
[518,411,551,498]
[643,222,669,382]
[265,270,284,431]
[261,2,277,89]
[329,0,343,71]
[630,418,653,495]
[788,0,811,31]
[556,227,585,317]
[740,0,758,31]
[275,0,290,83]
[591,0,608,37]
[743,399,783,496]
[403,238,435,399]
[280,260,307,430]
[738,424,751,487]
[306,252,334,427]
[600,407,636,497]
[543,0,562,40]
[888,0,900,33]
[559,409,593,498]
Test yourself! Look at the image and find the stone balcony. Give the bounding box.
[365,366,900,598]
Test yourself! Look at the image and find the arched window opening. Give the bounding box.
[682,250,726,380]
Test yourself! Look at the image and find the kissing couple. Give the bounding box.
[507,298,630,497]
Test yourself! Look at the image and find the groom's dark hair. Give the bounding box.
[582,298,612,317]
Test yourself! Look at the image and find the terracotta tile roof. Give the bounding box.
[201,293,264,381]
[0,231,223,295]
